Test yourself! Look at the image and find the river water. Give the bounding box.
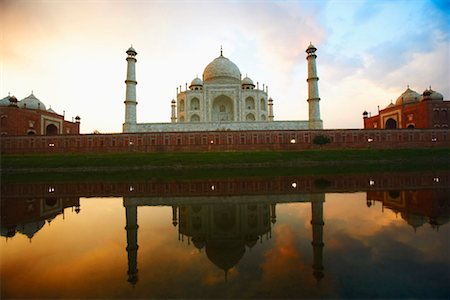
[1,172,449,299]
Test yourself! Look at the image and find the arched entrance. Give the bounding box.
[245,113,255,121]
[385,118,397,129]
[190,114,200,122]
[46,124,58,135]
[407,124,415,129]
[212,95,234,122]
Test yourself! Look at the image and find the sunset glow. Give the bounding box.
[1,0,449,133]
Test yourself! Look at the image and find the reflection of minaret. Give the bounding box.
[310,194,325,282]
[125,202,139,286]
[172,205,178,226]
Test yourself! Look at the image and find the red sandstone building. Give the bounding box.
[363,86,449,129]
[0,93,80,136]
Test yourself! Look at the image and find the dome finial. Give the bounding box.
[220,45,223,56]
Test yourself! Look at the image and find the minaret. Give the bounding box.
[123,46,138,133]
[310,193,325,283]
[124,200,139,285]
[268,98,274,122]
[306,43,323,129]
[171,99,177,123]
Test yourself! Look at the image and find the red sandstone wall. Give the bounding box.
[363,101,450,129]
[0,106,80,135]
[1,129,449,154]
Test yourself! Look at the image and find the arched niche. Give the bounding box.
[260,98,266,111]
[46,124,58,135]
[191,114,200,122]
[190,98,200,111]
[245,97,255,110]
[212,95,234,122]
[246,113,255,121]
[385,118,397,129]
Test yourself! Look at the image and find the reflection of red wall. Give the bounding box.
[2,172,449,199]
[0,197,80,229]
[0,106,79,136]
[1,128,449,154]
[366,190,450,221]
[364,101,450,129]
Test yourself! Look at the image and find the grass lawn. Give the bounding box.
[1,148,449,183]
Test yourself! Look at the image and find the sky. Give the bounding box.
[1,0,449,134]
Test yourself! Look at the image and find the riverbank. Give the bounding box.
[1,148,449,183]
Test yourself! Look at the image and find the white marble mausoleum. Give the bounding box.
[123,44,322,133]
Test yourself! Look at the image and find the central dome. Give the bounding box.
[203,55,241,84]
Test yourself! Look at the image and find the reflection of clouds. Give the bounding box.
[324,198,450,299]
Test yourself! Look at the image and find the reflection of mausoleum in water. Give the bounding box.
[124,194,325,285]
[2,172,449,287]
[175,203,275,279]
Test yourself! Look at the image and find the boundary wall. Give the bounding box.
[1,129,449,154]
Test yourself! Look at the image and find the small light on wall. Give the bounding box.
[211,185,215,191]
[48,143,55,147]
[129,185,134,192]
[48,186,55,193]
[433,177,440,183]
[291,182,297,188]
[431,137,437,142]
[290,139,296,144]
[367,138,373,142]
[369,180,375,186]
[210,140,214,144]
[129,141,134,145]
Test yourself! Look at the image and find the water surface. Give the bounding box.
[1,173,449,299]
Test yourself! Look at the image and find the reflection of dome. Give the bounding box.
[19,92,47,110]
[401,212,426,230]
[206,240,245,272]
[245,235,258,248]
[16,220,45,239]
[1,226,16,238]
[192,236,205,249]
[429,215,450,229]
[395,87,420,106]
[203,55,241,84]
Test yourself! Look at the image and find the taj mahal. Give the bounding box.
[123,44,322,132]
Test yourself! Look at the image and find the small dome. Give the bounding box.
[203,55,241,84]
[19,92,47,110]
[126,46,137,56]
[395,87,420,106]
[9,96,18,104]
[430,89,444,101]
[306,42,317,54]
[189,77,203,89]
[0,95,11,106]
[386,101,395,109]
[47,106,56,114]
[241,76,255,87]
[420,87,444,102]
